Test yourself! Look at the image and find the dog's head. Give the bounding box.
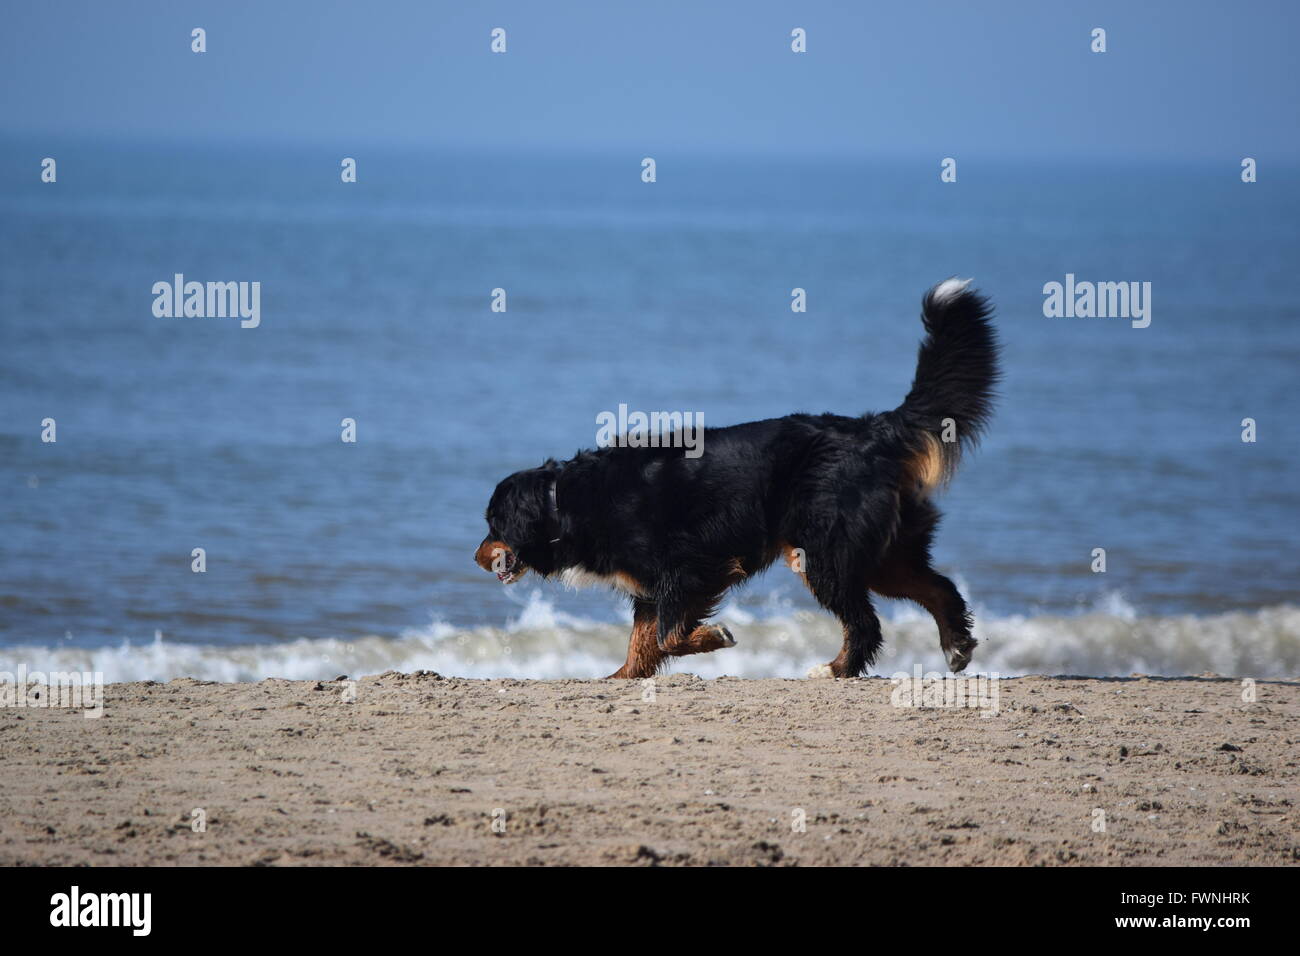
[474,461,561,584]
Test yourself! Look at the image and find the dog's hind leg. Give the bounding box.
[805,561,884,678]
[809,595,884,679]
[607,598,736,679]
[872,562,976,673]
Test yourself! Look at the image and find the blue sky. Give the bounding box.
[2,0,1297,159]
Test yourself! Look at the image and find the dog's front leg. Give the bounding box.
[607,598,665,679]
[606,596,737,678]
[656,577,738,654]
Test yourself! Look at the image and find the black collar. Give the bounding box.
[546,479,562,544]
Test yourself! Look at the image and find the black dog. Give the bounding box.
[475,279,999,679]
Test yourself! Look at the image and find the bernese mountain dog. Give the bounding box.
[475,278,999,680]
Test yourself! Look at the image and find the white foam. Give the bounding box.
[2,597,1296,684]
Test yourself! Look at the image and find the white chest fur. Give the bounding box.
[558,565,646,597]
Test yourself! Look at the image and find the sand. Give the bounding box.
[1,672,1296,866]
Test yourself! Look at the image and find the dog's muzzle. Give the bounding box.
[494,549,522,583]
[475,539,526,584]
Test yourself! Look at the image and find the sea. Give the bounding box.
[2,139,1297,681]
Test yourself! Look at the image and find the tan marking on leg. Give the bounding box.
[670,623,736,654]
[608,609,737,678]
[872,561,976,673]
[608,602,665,679]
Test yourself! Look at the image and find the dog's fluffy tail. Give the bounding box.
[893,278,999,492]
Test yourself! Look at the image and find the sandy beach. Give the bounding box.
[1,672,1296,866]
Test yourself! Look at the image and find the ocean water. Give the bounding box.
[2,140,1297,680]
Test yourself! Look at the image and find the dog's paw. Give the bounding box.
[945,637,977,673]
[806,663,836,679]
[711,624,737,648]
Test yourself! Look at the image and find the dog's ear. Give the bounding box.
[494,468,552,554]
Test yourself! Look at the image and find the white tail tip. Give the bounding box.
[931,277,974,304]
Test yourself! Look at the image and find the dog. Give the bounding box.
[475,278,999,679]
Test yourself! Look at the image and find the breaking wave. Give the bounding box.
[1,590,1297,683]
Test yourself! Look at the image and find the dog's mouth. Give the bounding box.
[476,538,529,584]
[495,550,526,584]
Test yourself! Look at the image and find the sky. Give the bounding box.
[1,0,1297,160]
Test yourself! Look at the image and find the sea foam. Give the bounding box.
[2,590,1297,684]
